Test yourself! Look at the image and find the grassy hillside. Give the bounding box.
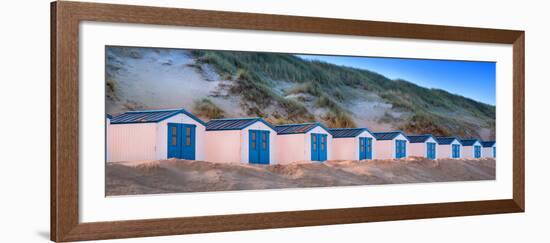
[188,50,495,139]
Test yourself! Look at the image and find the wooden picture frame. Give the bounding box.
[51,1,524,242]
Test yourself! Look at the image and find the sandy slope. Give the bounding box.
[105,47,409,133]
[106,157,495,196]
[106,48,245,118]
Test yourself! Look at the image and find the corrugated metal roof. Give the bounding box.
[330,128,372,138]
[206,117,274,131]
[372,131,408,141]
[435,137,458,145]
[274,123,328,135]
[110,108,205,125]
[407,135,435,143]
[459,139,480,146]
[481,141,496,147]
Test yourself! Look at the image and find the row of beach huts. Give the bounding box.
[106,108,496,164]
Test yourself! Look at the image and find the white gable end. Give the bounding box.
[357,130,375,139]
[394,133,408,141]
[425,137,437,144]
[306,125,331,135]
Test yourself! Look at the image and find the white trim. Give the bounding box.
[80,22,512,223]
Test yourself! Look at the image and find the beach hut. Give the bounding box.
[108,108,206,162]
[204,118,276,164]
[372,131,410,159]
[106,114,112,162]
[434,137,462,159]
[274,123,332,164]
[330,128,375,161]
[481,141,496,158]
[460,139,483,159]
[407,134,438,159]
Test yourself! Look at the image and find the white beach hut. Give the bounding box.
[434,137,462,159]
[330,128,375,161]
[204,118,276,164]
[371,131,410,160]
[107,108,206,162]
[459,139,483,159]
[407,134,438,159]
[481,141,496,158]
[274,123,333,164]
[106,114,112,162]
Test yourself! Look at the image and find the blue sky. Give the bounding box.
[296,54,496,105]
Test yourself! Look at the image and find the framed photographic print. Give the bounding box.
[51,1,524,242]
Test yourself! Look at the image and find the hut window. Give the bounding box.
[360,139,364,152]
[262,132,267,149]
[251,132,256,149]
[185,127,191,146]
[321,136,325,150]
[171,126,177,146]
[312,135,317,150]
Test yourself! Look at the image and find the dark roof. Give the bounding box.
[329,128,373,138]
[106,114,112,119]
[481,141,496,147]
[372,131,409,141]
[110,108,205,125]
[435,137,459,145]
[206,118,274,131]
[459,139,481,146]
[407,135,436,143]
[274,123,330,135]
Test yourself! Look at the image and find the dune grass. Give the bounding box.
[193,98,225,119]
[190,50,495,137]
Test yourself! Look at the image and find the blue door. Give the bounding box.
[474,145,481,158]
[259,131,270,164]
[167,123,180,159]
[365,138,373,160]
[320,134,327,161]
[359,137,373,160]
[359,137,366,160]
[395,140,400,158]
[181,125,196,160]
[426,142,436,160]
[249,130,270,164]
[311,134,319,161]
[452,144,460,158]
[493,147,496,158]
[311,133,327,162]
[395,140,406,159]
[167,123,196,160]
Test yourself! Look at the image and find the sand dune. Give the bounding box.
[106,157,495,196]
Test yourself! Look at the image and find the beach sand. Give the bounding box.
[106,157,496,196]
